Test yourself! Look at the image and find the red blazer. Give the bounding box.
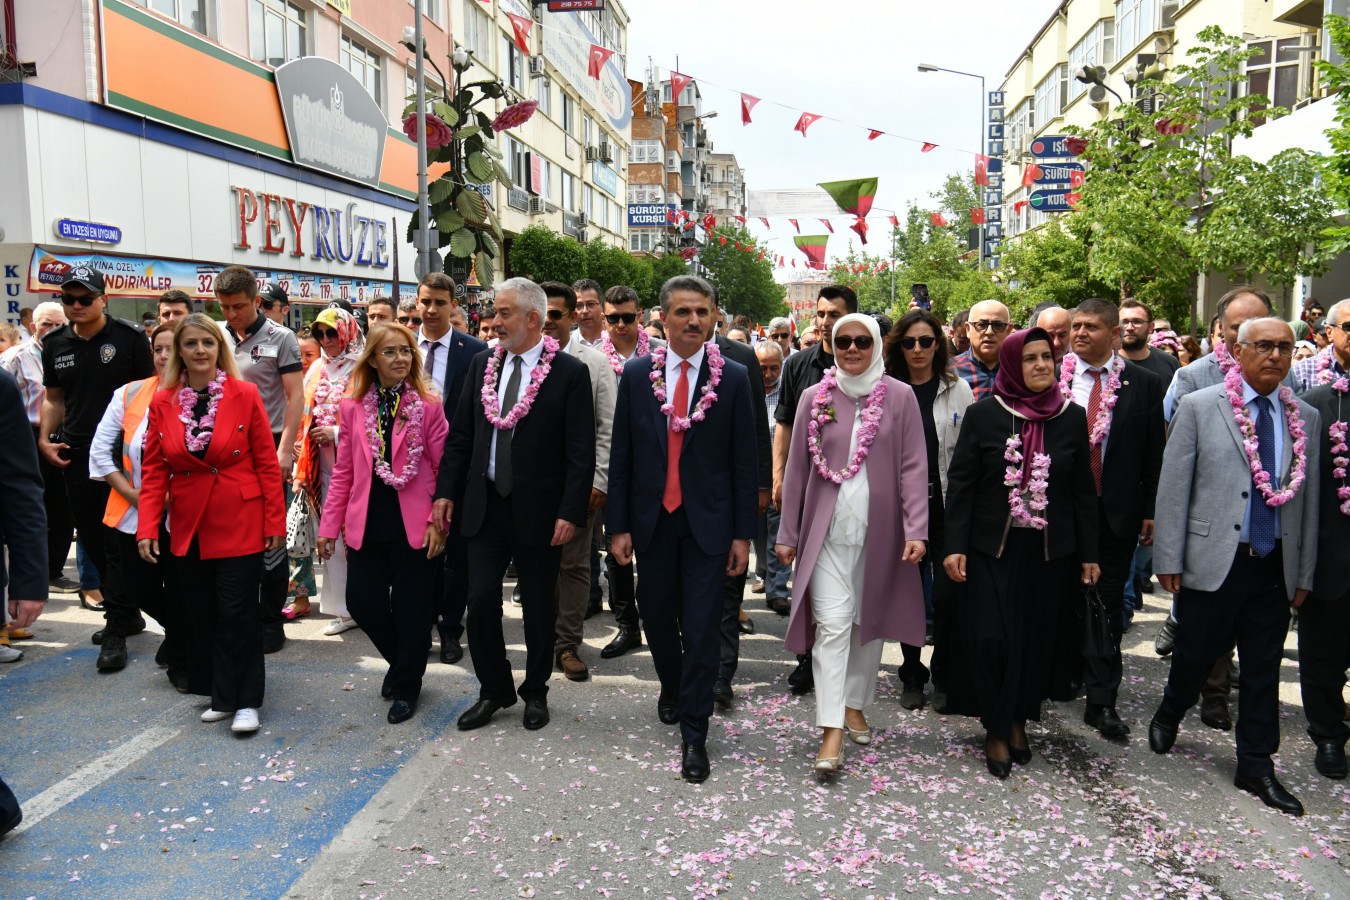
[318,391,447,551]
[137,378,286,559]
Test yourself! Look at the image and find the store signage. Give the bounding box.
[232,186,390,269]
[628,204,676,227]
[1035,162,1085,187]
[1028,188,1081,212]
[54,218,122,245]
[541,10,632,131]
[592,161,619,196]
[508,188,530,212]
[562,211,582,238]
[548,1,605,10]
[466,182,493,198]
[1029,135,1079,159]
[274,57,388,188]
[326,0,352,14]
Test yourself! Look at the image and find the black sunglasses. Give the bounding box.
[546,309,566,320]
[312,327,340,340]
[769,332,790,339]
[60,292,100,307]
[833,335,874,351]
[397,316,422,326]
[605,312,638,325]
[900,335,937,350]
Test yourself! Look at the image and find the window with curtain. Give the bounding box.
[1068,21,1116,102]
[341,35,382,108]
[250,0,307,67]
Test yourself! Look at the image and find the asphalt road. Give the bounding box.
[2,573,1347,899]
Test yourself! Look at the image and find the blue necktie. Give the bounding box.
[1249,396,1278,558]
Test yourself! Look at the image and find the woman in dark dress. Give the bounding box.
[942,328,1099,778]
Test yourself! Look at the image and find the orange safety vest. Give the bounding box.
[103,376,158,529]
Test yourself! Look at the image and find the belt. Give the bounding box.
[1237,540,1281,557]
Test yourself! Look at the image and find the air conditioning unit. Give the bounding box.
[598,140,614,163]
[1159,0,1179,30]
[576,212,588,228]
[528,196,547,214]
[528,57,546,78]
[585,145,600,162]
[575,228,588,243]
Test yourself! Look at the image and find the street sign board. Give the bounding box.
[1035,162,1085,186]
[548,0,605,9]
[1029,135,1079,159]
[1028,188,1080,212]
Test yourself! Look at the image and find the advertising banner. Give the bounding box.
[540,10,632,132]
[628,204,676,227]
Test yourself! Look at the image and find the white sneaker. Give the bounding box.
[230,708,260,733]
[0,646,23,663]
[201,708,231,722]
[323,617,359,636]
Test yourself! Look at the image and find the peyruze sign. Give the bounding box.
[274,57,388,188]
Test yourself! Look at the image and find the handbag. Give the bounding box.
[286,491,316,558]
[1081,581,1115,657]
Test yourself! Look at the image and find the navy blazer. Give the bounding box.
[608,350,758,556]
[434,328,489,431]
[0,369,47,600]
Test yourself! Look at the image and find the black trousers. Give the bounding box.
[1158,548,1289,779]
[899,489,947,688]
[465,488,562,703]
[589,513,604,607]
[63,447,136,633]
[1084,500,1138,707]
[348,540,437,703]
[435,529,470,643]
[717,568,748,684]
[637,507,725,745]
[1298,585,1350,747]
[173,541,265,712]
[113,527,188,673]
[258,435,288,635]
[603,520,639,630]
[33,427,72,580]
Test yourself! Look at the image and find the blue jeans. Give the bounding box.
[76,536,101,591]
[764,507,791,599]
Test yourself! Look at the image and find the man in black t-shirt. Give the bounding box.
[39,266,155,671]
[1119,299,1181,383]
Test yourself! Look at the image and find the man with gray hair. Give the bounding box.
[396,296,421,329]
[1292,298,1349,393]
[752,339,791,610]
[767,317,794,359]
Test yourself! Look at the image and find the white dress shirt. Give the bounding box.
[1070,357,1116,458]
[664,344,705,420]
[418,328,452,391]
[487,337,547,481]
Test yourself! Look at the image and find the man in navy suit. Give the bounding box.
[414,273,488,665]
[608,275,758,783]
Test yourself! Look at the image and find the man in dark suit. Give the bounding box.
[1064,299,1165,738]
[609,275,758,783]
[0,368,48,835]
[415,272,489,665]
[435,278,594,732]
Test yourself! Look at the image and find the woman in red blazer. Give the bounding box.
[137,313,286,735]
[318,323,447,724]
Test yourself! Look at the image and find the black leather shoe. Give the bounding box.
[787,656,814,694]
[381,671,394,700]
[387,700,416,724]
[1315,742,1348,779]
[1148,716,1178,754]
[712,680,733,708]
[511,584,522,605]
[600,628,641,659]
[92,616,145,644]
[440,637,463,665]
[78,590,105,612]
[154,640,169,668]
[899,681,926,710]
[985,754,1012,779]
[1234,772,1304,816]
[96,633,127,671]
[523,698,549,730]
[584,600,602,620]
[458,697,514,730]
[1154,615,1178,656]
[1085,704,1131,739]
[738,616,755,635]
[167,668,191,694]
[262,628,286,654]
[92,627,105,645]
[1200,703,1233,731]
[657,691,679,725]
[681,741,710,783]
[766,596,791,616]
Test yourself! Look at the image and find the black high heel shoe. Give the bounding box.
[79,590,104,612]
[1009,723,1031,766]
[986,755,1012,779]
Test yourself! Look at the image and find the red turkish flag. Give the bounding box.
[1022,163,1042,187]
[788,218,800,233]
[719,235,727,246]
[666,208,677,222]
[850,217,869,245]
[669,72,693,103]
[702,213,716,231]
[735,215,746,225]
[1070,170,1086,188]
[735,241,743,250]
[930,212,948,227]
[820,219,834,233]
[758,217,769,228]
[505,13,533,54]
[1066,192,1082,207]
[971,207,987,225]
[1013,200,1029,214]
[587,44,615,80]
[1065,136,1089,156]
[791,260,797,268]
[887,214,899,227]
[757,251,765,261]
[740,93,760,125]
[793,112,822,136]
[867,130,883,141]
[921,142,938,153]
[975,154,990,186]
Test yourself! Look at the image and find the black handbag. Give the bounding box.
[1082,582,1115,657]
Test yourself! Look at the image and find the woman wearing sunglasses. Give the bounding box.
[776,314,929,775]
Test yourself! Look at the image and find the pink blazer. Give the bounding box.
[318,391,448,551]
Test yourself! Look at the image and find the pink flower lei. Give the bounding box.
[599,328,650,375]
[1058,352,1124,448]
[362,384,426,490]
[311,371,348,429]
[1223,364,1307,508]
[178,369,226,453]
[1212,339,1237,373]
[481,336,559,430]
[1323,361,1350,515]
[806,368,886,484]
[649,342,723,432]
[1004,433,1050,530]
[1314,349,1348,389]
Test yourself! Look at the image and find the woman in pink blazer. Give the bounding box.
[318,324,448,724]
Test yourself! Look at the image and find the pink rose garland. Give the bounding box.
[481,336,559,429]
[1222,364,1307,508]
[1057,353,1123,448]
[311,372,347,429]
[649,342,723,432]
[1322,358,1350,515]
[806,368,886,484]
[1004,433,1050,530]
[362,385,426,490]
[599,328,650,375]
[178,369,226,453]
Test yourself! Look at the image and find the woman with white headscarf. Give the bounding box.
[776,313,930,775]
[289,307,366,634]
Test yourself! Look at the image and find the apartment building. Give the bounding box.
[625,77,681,256]
[785,276,832,321]
[707,152,747,221]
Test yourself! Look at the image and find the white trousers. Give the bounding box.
[808,538,883,729]
[319,446,349,619]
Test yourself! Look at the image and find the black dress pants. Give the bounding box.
[258,435,288,637]
[347,540,437,703]
[435,529,469,643]
[33,427,72,580]
[465,488,562,703]
[604,528,639,630]
[63,447,135,633]
[113,526,188,673]
[1084,501,1138,707]
[1298,585,1350,748]
[1158,548,1290,779]
[176,541,265,712]
[717,568,749,684]
[899,490,947,687]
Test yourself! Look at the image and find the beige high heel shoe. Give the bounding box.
[815,746,844,774]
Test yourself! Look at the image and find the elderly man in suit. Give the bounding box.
[608,275,758,783]
[435,278,595,732]
[1149,317,1320,816]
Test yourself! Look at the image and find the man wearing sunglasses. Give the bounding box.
[766,317,794,360]
[1292,299,1350,394]
[39,266,155,671]
[396,297,421,330]
[951,299,1011,402]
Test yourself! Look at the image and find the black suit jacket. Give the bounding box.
[608,350,758,556]
[435,329,489,431]
[0,369,47,600]
[1097,361,1165,539]
[1303,384,1349,598]
[437,345,595,544]
[714,335,772,490]
[945,397,1099,563]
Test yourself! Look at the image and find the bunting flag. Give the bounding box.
[867,130,883,141]
[888,214,900,227]
[930,212,948,227]
[1070,170,1086,188]
[794,234,830,270]
[758,217,770,228]
[740,93,760,125]
[702,213,717,231]
[817,177,878,218]
[975,154,990,186]
[1065,136,1089,156]
[921,142,938,153]
[971,207,987,225]
[849,217,869,245]
[1013,199,1029,214]
[735,215,746,224]
[587,44,615,80]
[719,235,727,246]
[788,218,800,233]
[1067,192,1082,207]
[793,112,823,136]
[669,71,694,102]
[820,218,834,233]
[666,208,677,222]
[505,13,533,54]
[1021,163,1042,188]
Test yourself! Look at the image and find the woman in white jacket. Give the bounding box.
[883,309,973,711]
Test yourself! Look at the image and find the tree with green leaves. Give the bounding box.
[697,227,786,323]
[507,224,587,284]
[997,218,1115,323]
[826,246,893,313]
[1317,15,1350,258]
[646,253,690,307]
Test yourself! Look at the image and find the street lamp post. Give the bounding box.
[918,63,986,269]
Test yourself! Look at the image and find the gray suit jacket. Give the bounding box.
[1165,353,1297,421]
[1154,382,1320,598]
[564,336,616,494]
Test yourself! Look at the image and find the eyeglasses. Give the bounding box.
[545,309,567,320]
[312,327,340,341]
[60,292,99,307]
[1335,322,1350,335]
[1239,340,1295,358]
[379,346,415,359]
[397,316,422,327]
[769,332,790,340]
[899,335,937,350]
[833,335,874,351]
[970,320,1010,333]
[605,312,638,325]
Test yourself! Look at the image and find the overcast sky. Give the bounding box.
[623,0,1055,266]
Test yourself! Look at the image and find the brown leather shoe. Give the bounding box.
[558,650,589,682]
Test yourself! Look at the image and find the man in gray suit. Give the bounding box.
[1149,318,1320,816]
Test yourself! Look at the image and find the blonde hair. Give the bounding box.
[346,323,435,402]
[163,313,241,387]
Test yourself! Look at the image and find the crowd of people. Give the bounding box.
[0,264,1347,831]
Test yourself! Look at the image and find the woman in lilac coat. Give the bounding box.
[776,313,929,775]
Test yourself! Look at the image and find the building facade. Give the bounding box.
[706,152,747,221]
[784,276,832,322]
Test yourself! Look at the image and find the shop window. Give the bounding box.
[135,0,208,35]
[341,34,383,108]
[250,0,307,68]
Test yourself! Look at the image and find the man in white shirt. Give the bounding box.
[571,278,605,347]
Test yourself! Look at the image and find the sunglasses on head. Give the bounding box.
[60,292,99,307]
[833,335,874,351]
[605,312,638,325]
[900,335,937,350]
[312,327,340,341]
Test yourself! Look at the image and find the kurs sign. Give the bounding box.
[274,57,388,188]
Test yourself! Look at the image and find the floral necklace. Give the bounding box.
[1324,366,1350,515]
[1004,432,1050,530]
[1222,365,1307,508]
[1058,353,1124,448]
[806,368,886,484]
[1213,339,1237,373]
[599,329,650,375]
[481,336,559,429]
[362,384,425,489]
[178,369,226,453]
[311,370,348,429]
[1314,349,1348,387]
[649,342,724,432]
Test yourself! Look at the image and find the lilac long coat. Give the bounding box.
[777,375,929,654]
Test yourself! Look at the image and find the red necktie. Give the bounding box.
[1087,369,1103,495]
[662,360,691,513]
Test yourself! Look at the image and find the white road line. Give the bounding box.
[11,725,182,834]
